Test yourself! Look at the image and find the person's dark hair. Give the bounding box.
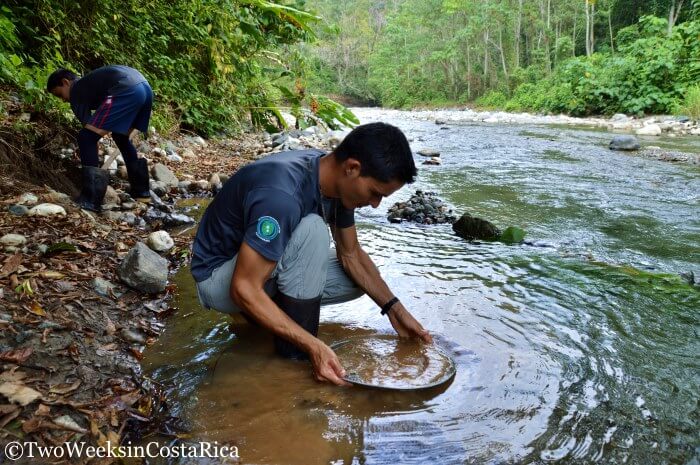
[333,122,417,184]
[46,69,78,92]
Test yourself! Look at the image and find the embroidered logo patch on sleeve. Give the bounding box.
[256,216,280,242]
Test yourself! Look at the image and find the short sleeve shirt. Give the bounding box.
[70,65,148,125]
[191,149,355,282]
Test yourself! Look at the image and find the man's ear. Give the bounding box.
[343,158,361,178]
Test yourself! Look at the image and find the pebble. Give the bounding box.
[19,193,38,205]
[28,203,66,216]
[146,230,175,252]
[8,204,29,216]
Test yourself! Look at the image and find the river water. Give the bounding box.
[143,108,699,464]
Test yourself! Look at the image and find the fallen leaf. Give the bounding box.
[0,403,20,427]
[54,280,76,292]
[29,302,47,317]
[0,254,21,278]
[35,404,51,416]
[0,369,27,383]
[37,271,65,279]
[22,417,44,433]
[0,348,33,364]
[0,382,42,406]
[49,380,81,395]
[52,415,88,434]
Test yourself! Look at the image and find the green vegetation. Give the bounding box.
[676,84,700,119]
[0,1,355,135]
[305,0,700,116]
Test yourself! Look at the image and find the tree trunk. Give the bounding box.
[668,0,684,37]
[498,27,508,79]
[608,6,614,55]
[573,3,578,57]
[515,0,523,68]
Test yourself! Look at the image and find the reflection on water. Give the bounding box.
[144,109,699,464]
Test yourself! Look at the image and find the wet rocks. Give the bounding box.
[609,135,640,151]
[417,149,440,157]
[452,213,501,241]
[28,203,66,217]
[146,230,174,252]
[142,208,194,228]
[387,190,457,225]
[118,242,169,293]
[423,157,441,165]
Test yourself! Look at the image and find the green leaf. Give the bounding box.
[45,242,78,255]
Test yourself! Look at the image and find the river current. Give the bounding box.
[143,108,699,465]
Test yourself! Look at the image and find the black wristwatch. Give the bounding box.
[380,296,400,316]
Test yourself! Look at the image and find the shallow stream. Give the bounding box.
[143,109,699,464]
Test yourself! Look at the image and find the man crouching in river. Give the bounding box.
[190,122,432,386]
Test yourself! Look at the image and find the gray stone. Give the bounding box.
[152,147,167,157]
[121,328,146,344]
[146,230,174,252]
[8,205,28,216]
[166,153,183,163]
[218,174,229,185]
[611,113,630,122]
[93,277,120,298]
[417,149,440,157]
[151,163,179,188]
[104,186,121,205]
[118,242,169,293]
[177,181,192,190]
[119,212,138,226]
[609,135,640,151]
[192,136,207,147]
[636,124,662,136]
[117,166,129,179]
[452,213,501,241]
[101,211,123,222]
[19,193,39,205]
[43,191,71,204]
[28,203,66,217]
[1,234,27,248]
[181,148,195,158]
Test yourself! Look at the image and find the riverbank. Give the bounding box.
[353,107,700,137]
[0,126,263,461]
[0,113,349,461]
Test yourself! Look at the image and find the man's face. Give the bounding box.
[50,79,72,102]
[338,159,404,209]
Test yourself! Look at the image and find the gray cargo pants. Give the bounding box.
[195,214,364,313]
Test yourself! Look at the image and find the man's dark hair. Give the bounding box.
[46,69,78,92]
[333,122,417,184]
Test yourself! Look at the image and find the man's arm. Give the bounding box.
[230,241,350,386]
[333,225,432,343]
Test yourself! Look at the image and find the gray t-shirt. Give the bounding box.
[191,149,354,282]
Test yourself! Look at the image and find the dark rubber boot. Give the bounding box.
[126,158,151,200]
[272,292,321,360]
[75,166,109,212]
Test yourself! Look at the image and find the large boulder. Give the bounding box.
[151,163,179,188]
[118,242,169,293]
[609,135,640,151]
[452,213,501,241]
[417,149,440,157]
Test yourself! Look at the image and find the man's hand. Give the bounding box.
[388,305,433,344]
[308,340,352,386]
